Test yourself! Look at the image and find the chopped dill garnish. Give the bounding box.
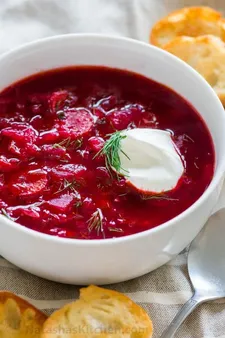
[109,121,117,131]
[74,138,83,149]
[56,110,66,120]
[127,122,136,130]
[183,134,194,143]
[118,192,128,197]
[54,179,79,195]
[94,130,130,177]
[6,202,43,215]
[141,194,178,201]
[87,208,105,238]
[15,202,43,210]
[194,162,199,169]
[52,143,64,150]
[74,201,82,208]
[97,183,103,190]
[54,97,66,112]
[97,117,106,125]
[108,227,124,233]
[53,137,83,150]
[59,159,70,163]
[1,208,17,221]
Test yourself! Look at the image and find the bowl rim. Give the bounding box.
[0,32,225,246]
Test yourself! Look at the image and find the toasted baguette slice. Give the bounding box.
[0,291,47,338]
[163,35,225,106]
[150,6,225,48]
[41,285,153,338]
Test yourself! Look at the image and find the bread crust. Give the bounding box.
[163,35,225,106]
[150,6,225,48]
[0,291,47,337]
[41,285,153,338]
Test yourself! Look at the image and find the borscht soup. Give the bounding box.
[0,67,214,239]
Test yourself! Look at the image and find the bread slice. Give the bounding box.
[0,291,47,337]
[163,35,225,106]
[41,285,153,338]
[150,6,225,48]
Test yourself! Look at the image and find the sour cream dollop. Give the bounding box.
[117,128,184,193]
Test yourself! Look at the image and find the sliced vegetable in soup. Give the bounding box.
[0,66,214,239]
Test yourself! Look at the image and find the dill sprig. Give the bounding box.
[183,134,194,143]
[52,143,65,150]
[87,208,105,238]
[53,137,83,150]
[1,208,17,221]
[56,110,66,120]
[94,131,130,176]
[141,194,178,201]
[9,202,43,211]
[74,138,83,149]
[54,179,79,195]
[108,227,124,233]
[74,201,82,208]
[118,192,128,197]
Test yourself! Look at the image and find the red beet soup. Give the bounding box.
[0,66,214,239]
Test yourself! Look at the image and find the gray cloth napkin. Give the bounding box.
[0,0,225,337]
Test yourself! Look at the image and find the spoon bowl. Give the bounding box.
[188,208,225,298]
[161,208,225,337]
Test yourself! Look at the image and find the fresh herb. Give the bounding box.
[109,121,117,131]
[94,130,130,177]
[127,122,136,130]
[183,134,194,143]
[118,192,128,197]
[53,137,83,150]
[56,110,66,120]
[59,159,70,163]
[74,138,83,149]
[108,227,124,233]
[55,179,79,195]
[1,208,17,221]
[97,183,103,190]
[141,194,178,201]
[7,202,43,211]
[97,117,107,125]
[194,162,199,169]
[58,138,72,148]
[52,143,64,150]
[54,97,66,112]
[87,208,105,238]
[74,201,82,208]
[17,202,43,210]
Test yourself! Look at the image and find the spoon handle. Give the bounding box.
[160,295,201,338]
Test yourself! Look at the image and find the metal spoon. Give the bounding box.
[160,208,225,338]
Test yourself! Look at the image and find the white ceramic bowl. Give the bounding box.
[0,34,224,285]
